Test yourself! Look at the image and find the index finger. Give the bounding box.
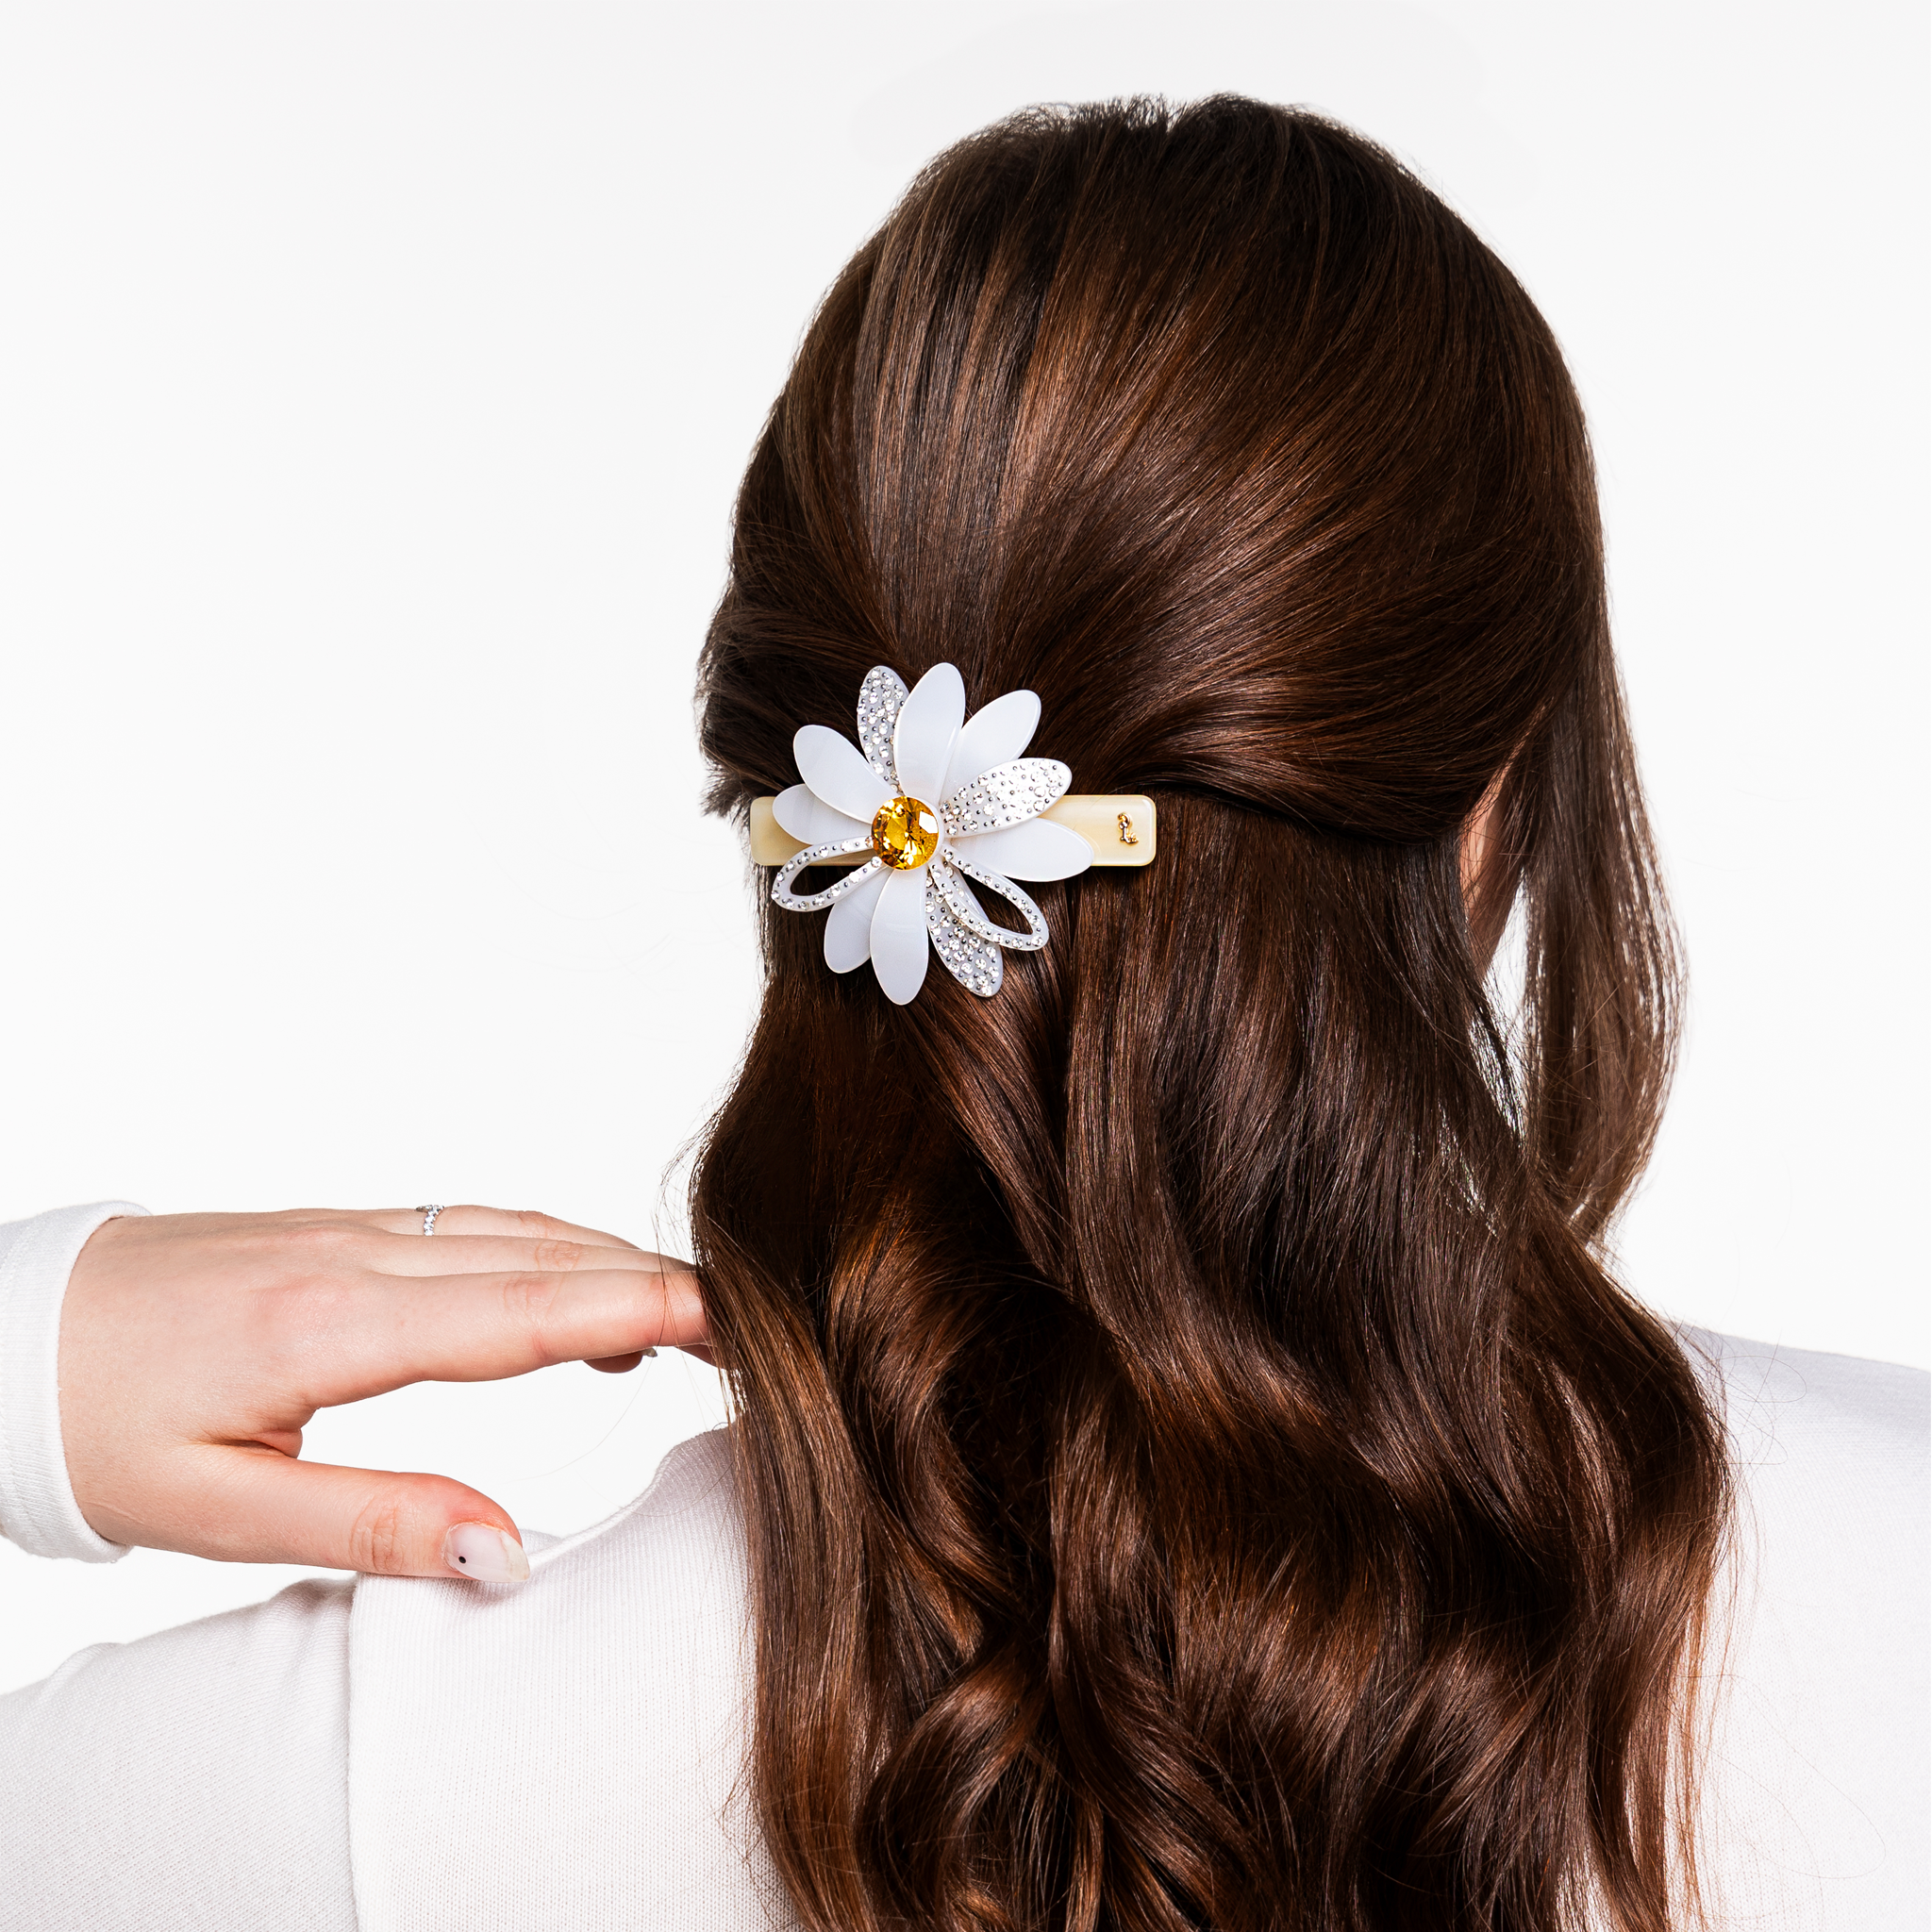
[310,1262,710,1406]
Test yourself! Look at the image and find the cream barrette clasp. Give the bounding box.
[755,662,1155,1006]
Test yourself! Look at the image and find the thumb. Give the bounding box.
[206,1449,531,1584]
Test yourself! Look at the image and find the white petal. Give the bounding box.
[824,864,890,972]
[950,818,1093,880]
[941,689,1040,803]
[773,783,868,846]
[891,662,964,806]
[794,724,891,824]
[869,865,931,1006]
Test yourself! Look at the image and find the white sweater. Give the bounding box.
[0,1204,1924,1930]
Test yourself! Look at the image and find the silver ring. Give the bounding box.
[416,1204,444,1237]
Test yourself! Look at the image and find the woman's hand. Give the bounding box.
[58,1207,708,1585]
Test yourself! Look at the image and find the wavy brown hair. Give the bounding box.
[691,97,1727,1932]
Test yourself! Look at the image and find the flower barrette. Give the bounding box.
[751,663,1155,1005]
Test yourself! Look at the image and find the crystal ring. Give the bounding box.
[416,1204,445,1237]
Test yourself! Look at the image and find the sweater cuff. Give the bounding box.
[0,1202,149,1561]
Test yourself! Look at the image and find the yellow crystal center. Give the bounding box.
[871,793,941,870]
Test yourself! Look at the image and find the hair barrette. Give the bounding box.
[752,663,1154,1005]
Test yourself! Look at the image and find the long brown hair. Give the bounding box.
[692,97,1727,1932]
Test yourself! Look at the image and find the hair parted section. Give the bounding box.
[692,96,1726,1932]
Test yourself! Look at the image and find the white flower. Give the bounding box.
[771,662,1093,1005]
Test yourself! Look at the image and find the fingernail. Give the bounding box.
[443,1523,530,1585]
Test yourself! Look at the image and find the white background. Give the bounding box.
[0,1,1924,1692]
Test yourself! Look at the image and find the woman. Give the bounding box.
[2,97,1924,1931]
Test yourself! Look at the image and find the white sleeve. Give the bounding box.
[0,1575,358,1931]
[0,1204,359,1925]
[0,1201,149,1562]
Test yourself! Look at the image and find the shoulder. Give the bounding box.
[1681,1326,1925,1704]
[430,1421,747,1624]
[348,1424,790,1931]
[533,1412,745,1564]
[1684,1325,1928,1440]
[0,1574,357,1929]
[1677,1330,1928,1929]
[1680,1327,1927,1543]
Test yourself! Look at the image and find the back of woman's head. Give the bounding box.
[694,95,1726,1932]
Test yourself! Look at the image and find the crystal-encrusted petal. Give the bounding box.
[936,847,1050,952]
[924,868,1003,997]
[772,840,881,913]
[941,758,1072,836]
[855,666,908,789]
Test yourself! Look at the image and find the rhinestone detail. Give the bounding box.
[942,758,1071,835]
[856,666,907,789]
[937,847,1049,951]
[772,841,882,912]
[925,873,1003,996]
